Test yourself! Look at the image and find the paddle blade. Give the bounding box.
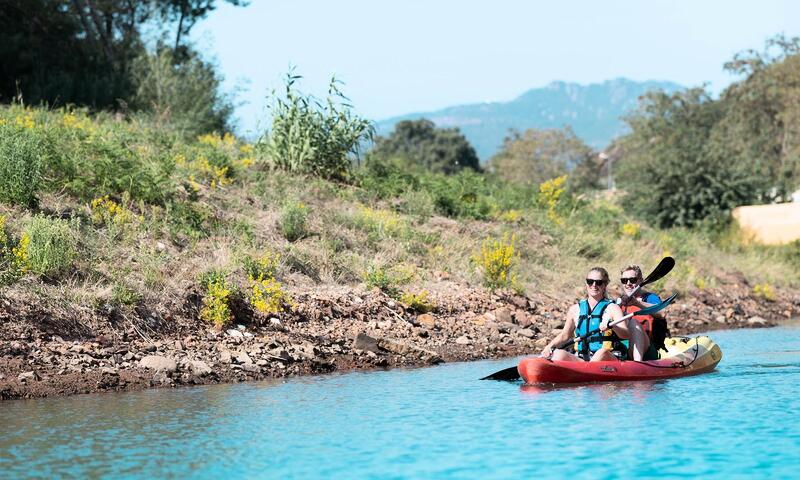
[641,257,675,287]
[480,366,521,381]
[637,292,678,316]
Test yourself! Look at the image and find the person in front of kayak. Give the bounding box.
[617,264,668,360]
[540,267,650,362]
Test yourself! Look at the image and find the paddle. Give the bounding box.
[480,257,676,381]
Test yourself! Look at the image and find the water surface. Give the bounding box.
[1,326,799,479]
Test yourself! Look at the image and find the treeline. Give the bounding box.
[0,0,244,137]
[616,35,800,228]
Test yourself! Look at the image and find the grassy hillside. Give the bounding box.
[1,104,798,336]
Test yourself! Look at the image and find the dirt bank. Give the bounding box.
[1,278,798,401]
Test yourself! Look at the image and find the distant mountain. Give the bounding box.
[374,78,684,161]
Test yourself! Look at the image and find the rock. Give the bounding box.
[268,348,292,362]
[534,337,549,349]
[156,241,166,252]
[497,322,517,334]
[269,317,282,327]
[188,360,212,376]
[174,340,185,351]
[353,333,382,353]
[242,364,260,373]
[235,351,253,365]
[226,329,244,338]
[139,355,177,373]
[17,371,39,382]
[144,344,157,353]
[494,307,513,324]
[417,314,436,329]
[517,328,535,338]
[510,295,528,309]
[455,335,471,345]
[256,359,269,367]
[219,350,233,363]
[515,311,533,328]
[152,371,172,385]
[725,308,735,319]
[747,316,768,325]
[100,367,118,375]
[715,315,727,323]
[377,320,392,330]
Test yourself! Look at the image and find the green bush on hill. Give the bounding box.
[0,121,44,207]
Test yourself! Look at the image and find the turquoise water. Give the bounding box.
[1,326,799,479]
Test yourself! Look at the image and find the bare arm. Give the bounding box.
[541,304,577,356]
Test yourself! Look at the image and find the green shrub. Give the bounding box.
[0,122,44,206]
[364,264,400,298]
[23,215,77,277]
[258,72,374,180]
[167,201,216,240]
[279,201,309,242]
[112,281,141,306]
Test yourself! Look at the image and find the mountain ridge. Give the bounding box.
[375,78,684,160]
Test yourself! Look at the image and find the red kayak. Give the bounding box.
[517,336,722,384]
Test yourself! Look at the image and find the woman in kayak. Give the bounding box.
[541,267,650,362]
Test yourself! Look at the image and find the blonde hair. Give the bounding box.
[588,266,609,284]
[620,264,643,280]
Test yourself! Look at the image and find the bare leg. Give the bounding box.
[551,349,584,362]
[590,348,618,362]
[626,318,650,361]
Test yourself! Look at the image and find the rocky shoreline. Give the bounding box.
[2,279,798,401]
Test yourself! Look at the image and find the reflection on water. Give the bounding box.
[1,326,799,479]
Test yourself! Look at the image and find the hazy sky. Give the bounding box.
[192,0,800,136]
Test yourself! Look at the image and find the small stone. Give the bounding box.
[174,340,185,351]
[226,329,244,338]
[715,315,727,323]
[235,351,253,365]
[515,311,533,328]
[747,316,767,325]
[189,360,212,376]
[269,348,292,362]
[256,359,269,367]
[139,355,177,373]
[219,350,233,363]
[494,307,513,324]
[243,364,260,373]
[156,241,166,252]
[144,344,157,353]
[455,336,471,345]
[100,367,118,375]
[353,333,382,353]
[417,314,436,329]
[269,317,282,327]
[17,371,39,382]
[534,338,549,348]
[377,320,392,330]
[517,328,535,338]
[725,308,735,319]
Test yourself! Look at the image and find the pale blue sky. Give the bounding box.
[192,0,799,136]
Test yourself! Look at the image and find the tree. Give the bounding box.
[617,88,761,228]
[0,0,244,111]
[130,47,234,137]
[371,119,481,174]
[486,127,599,189]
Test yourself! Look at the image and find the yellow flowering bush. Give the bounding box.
[200,271,234,327]
[473,233,518,289]
[621,222,641,239]
[90,196,140,227]
[14,111,36,129]
[244,251,292,315]
[353,206,408,239]
[0,216,30,284]
[538,175,567,223]
[753,283,776,301]
[400,290,435,313]
[497,210,522,223]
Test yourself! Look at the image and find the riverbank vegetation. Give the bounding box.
[1,22,799,337]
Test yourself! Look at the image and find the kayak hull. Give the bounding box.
[517,336,722,384]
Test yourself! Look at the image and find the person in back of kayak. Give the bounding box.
[617,264,669,360]
[540,267,650,362]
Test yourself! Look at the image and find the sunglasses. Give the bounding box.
[585,278,606,286]
[620,277,640,285]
